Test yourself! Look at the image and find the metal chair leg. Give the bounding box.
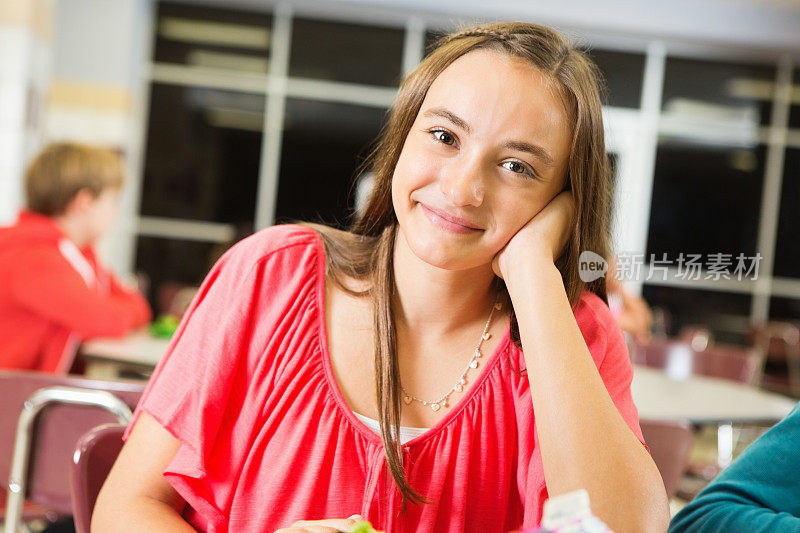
[4,387,132,533]
[716,422,734,469]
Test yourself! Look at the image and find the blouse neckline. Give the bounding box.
[353,412,430,446]
[312,230,512,449]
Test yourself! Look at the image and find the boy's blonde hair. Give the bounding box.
[25,142,124,216]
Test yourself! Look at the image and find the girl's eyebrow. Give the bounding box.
[422,106,556,167]
[423,106,472,134]
[504,140,556,167]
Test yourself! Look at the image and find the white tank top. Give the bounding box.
[353,412,429,445]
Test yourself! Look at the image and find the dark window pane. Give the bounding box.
[154,2,271,74]
[427,33,645,109]
[583,48,645,108]
[769,296,800,321]
[275,98,387,228]
[608,152,619,187]
[646,139,765,260]
[607,152,619,222]
[642,285,751,344]
[662,57,776,126]
[790,69,800,129]
[424,29,445,57]
[289,18,404,86]
[141,84,263,224]
[774,148,800,278]
[134,236,225,312]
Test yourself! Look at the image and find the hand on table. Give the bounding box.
[274,514,365,533]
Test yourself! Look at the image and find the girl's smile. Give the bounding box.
[418,202,485,234]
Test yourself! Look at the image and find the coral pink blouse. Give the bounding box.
[124,224,646,533]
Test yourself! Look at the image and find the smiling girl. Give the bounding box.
[93,22,669,533]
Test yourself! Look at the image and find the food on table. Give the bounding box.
[349,520,386,533]
[149,314,180,338]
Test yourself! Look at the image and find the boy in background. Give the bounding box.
[0,142,152,373]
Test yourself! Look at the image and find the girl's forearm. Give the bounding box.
[505,258,669,533]
[91,496,196,533]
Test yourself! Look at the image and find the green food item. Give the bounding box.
[149,314,180,339]
[349,520,385,533]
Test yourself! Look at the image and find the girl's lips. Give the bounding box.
[420,203,483,234]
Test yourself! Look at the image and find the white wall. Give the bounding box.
[286,0,800,55]
[0,0,53,225]
[45,0,153,275]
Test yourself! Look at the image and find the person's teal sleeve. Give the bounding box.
[669,403,800,532]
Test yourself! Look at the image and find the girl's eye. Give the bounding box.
[429,129,457,146]
[502,160,536,179]
[426,129,537,180]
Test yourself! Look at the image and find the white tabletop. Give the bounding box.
[81,331,170,367]
[631,365,797,425]
[80,336,797,425]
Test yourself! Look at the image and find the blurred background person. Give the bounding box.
[607,255,654,344]
[0,142,151,373]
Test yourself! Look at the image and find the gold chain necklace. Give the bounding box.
[400,292,502,412]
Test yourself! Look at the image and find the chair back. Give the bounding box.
[750,321,800,394]
[750,321,800,356]
[0,370,144,518]
[640,419,694,498]
[70,424,126,533]
[698,343,762,384]
[632,338,762,384]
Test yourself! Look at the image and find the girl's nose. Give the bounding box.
[439,157,486,207]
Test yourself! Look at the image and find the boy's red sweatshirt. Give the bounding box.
[0,210,152,372]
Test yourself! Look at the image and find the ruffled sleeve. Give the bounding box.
[576,291,646,447]
[123,224,320,532]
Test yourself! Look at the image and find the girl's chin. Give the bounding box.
[406,235,495,271]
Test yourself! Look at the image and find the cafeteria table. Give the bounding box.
[631,365,797,466]
[80,332,170,378]
[631,365,796,425]
[81,334,798,466]
[82,335,798,424]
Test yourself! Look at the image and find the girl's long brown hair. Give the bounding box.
[298,21,613,511]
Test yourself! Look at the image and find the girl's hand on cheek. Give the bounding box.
[492,190,575,280]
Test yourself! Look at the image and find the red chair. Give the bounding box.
[0,370,144,532]
[632,337,762,385]
[70,424,126,533]
[750,321,800,396]
[640,419,694,498]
